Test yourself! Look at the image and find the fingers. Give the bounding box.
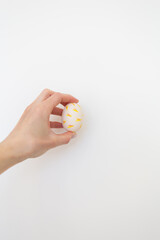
[50,121,63,128]
[53,131,76,147]
[33,89,54,104]
[51,107,63,116]
[45,92,79,113]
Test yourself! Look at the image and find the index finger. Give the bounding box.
[44,92,79,113]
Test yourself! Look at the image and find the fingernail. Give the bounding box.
[71,132,77,139]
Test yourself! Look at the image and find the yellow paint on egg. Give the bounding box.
[62,103,83,132]
[67,113,72,117]
[68,125,74,128]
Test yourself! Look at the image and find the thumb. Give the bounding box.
[54,131,76,147]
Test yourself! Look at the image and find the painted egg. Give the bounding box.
[62,103,83,132]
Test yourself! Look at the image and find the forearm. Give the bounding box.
[0,138,25,174]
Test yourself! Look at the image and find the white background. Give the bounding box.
[0,0,160,239]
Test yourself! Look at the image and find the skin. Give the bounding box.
[0,89,78,174]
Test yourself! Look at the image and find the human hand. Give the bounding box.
[0,89,78,173]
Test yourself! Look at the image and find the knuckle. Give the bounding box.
[42,88,50,94]
[25,104,32,112]
[34,105,42,115]
[54,92,61,98]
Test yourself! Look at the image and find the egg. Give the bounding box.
[62,103,83,132]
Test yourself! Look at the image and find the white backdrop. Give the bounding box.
[0,1,160,239]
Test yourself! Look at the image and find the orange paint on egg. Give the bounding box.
[67,113,72,117]
[76,118,81,121]
[73,108,78,112]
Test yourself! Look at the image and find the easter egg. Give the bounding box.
[62,103,83,132]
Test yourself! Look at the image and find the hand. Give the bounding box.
[0,89,79,173]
